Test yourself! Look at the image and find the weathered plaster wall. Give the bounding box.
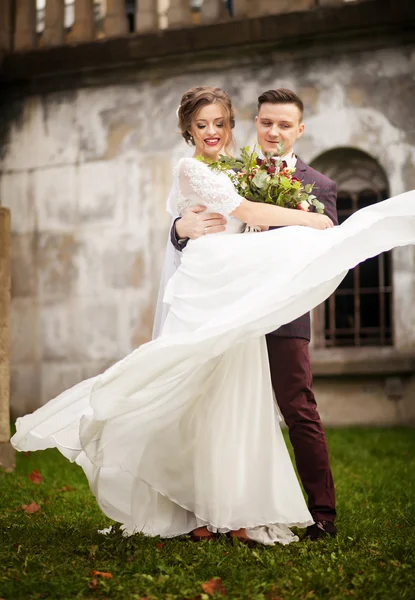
[0,206,15,469]
[1,42,414,419]
[314,375,415,427]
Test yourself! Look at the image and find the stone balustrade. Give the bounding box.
[0,0,364,53]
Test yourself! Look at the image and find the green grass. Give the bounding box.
[1,428,415,600]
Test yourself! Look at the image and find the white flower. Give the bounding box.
[300,200,310,211]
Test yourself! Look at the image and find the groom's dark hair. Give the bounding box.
[257,89,304,120]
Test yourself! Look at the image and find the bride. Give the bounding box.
[12,87,415,546]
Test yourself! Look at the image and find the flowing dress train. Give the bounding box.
[12,158,415,545]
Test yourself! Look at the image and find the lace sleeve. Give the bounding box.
[178,157,243,216]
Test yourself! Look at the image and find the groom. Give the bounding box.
[171,89,338,540]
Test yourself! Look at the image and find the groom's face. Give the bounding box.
[255,103,304,156]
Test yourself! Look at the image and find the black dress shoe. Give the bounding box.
[305,520,337,541]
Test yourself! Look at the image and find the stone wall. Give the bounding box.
[1,29,414,422]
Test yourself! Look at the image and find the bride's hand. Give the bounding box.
[304,213,334,230]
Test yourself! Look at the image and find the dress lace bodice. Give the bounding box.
[174,157,245,235]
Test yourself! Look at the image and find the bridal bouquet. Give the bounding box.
[201,144,325,214]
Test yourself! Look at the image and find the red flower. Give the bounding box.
[292,176,300,182]
[268,165,276,175]
[256,158,263,166]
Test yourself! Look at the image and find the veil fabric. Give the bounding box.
[152,181,181,340]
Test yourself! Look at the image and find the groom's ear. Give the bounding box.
[297,122,305,138]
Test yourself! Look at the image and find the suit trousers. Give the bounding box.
[266,335,336,523]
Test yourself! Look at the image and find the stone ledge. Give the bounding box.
[0,441,15,472]
[1,0,414,90]
[311,347,415,376]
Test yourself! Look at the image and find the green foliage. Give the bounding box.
[199,145,326,214]
[1,429,415,599]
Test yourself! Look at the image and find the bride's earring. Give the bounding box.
[189,134,194,144]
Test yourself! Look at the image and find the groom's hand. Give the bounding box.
[176,206,226,240]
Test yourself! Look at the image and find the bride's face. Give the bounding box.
[190,103,227,160]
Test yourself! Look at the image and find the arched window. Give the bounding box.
[310,148,392,348]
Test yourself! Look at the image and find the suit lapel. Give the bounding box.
[293,156,308,181]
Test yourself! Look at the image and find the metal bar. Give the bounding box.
[324,327,392,334]
[379,253,385,345]
[352,193,360,346]
[333,287,392,295]
[389,252,394,345]
[328,294,336,346]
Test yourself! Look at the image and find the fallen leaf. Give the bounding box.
[57,485,73,493]
[89,578,98,591]
[23,451,31,456]
[157,542,165,548]
[28,470,44,484]
[202,577,227,596]
[21,502,41,514]
[267,584,284,600]
[91,570,113,579]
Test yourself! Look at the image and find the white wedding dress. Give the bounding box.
[12,158,415,545]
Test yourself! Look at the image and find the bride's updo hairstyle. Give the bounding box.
[177,86,235,154]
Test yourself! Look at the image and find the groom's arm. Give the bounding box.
[170,208,227,251]
[170,217,188,251]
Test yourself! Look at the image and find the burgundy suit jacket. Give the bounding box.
[170,156,338,341]
[269,157,338,340]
